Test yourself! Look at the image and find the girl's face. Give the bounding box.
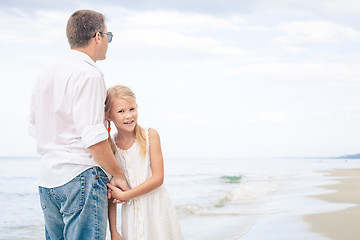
[107,97,138,133]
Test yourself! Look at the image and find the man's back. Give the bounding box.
[29,50,108,188]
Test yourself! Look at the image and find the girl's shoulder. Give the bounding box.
[147,128,161,149]
[147,128,159,138]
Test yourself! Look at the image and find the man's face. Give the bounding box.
[97,25,109,61]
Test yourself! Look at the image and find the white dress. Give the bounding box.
[114,129,184,240]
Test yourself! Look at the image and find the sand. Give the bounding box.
[303,168,360,240]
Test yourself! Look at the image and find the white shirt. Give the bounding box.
[29,50,109,188]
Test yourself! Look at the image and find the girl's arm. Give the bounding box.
[107,128,164,201]
[108,199,122,240]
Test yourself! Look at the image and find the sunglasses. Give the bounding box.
[93,31,113,43]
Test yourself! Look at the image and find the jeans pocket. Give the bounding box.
[61,176,85,215]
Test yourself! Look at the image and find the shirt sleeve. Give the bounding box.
[72,73,108,148]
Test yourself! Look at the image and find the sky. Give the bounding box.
[1,0,360,159]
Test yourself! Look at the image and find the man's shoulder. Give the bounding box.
[37,57,103,89]
[48,54,102,78]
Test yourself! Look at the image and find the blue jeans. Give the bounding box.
[38,167,109,240]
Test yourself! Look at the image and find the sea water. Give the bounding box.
[0,156,357,240]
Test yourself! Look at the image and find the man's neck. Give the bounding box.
[72,47,97,62]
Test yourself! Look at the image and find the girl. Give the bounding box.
[105,85,184,240]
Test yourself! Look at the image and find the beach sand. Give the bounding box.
[303,169,360,240]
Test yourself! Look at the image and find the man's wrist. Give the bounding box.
[112,174,125,180]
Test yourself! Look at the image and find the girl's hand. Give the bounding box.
[111,231,122,240]
[107,183,128,201]
[108,177,129,200]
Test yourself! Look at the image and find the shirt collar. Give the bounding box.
[69,50,103,76]
[69,50,97,67]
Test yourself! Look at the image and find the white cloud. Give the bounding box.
[0,9,67,44]
[274,20,360,51]
[112,10,245,32]
[114,29,246,56]
[227,62,360,83]
[317,105,360,120]
[107,9,247,56]
[152,111,291,125]
[320,0,360,17]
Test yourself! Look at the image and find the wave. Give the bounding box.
[174,171,289,222]
[220,181,278,203]
[220,175,243,184]
[176,176,282,218]
[176,202,287,218]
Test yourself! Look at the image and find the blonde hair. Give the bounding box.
[105,85,147,157]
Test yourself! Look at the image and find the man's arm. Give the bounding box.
[88,139,129,191]
[70,72,128,191]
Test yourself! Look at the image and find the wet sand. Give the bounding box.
[303,168,360,240]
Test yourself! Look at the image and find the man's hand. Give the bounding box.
[110,176,130,191]
[108,177,129,203]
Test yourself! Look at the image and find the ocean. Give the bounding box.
[0,156,357,240]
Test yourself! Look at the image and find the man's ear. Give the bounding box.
[94,32,102,45]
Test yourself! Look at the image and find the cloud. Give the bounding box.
[152,111,291,125]
[114,29,246,56]
[317,105,360,120]
[0,0,68,11]
[0,0,256,14]
[0,8,67,45]
[107,9,247,56]
[274,20,360,51]
[319,0,360,17]
[112,10,245,32]
[227,62,360,83]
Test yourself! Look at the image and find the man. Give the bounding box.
[29,10,128,239]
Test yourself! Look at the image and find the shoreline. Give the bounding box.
[303,169,360,240]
